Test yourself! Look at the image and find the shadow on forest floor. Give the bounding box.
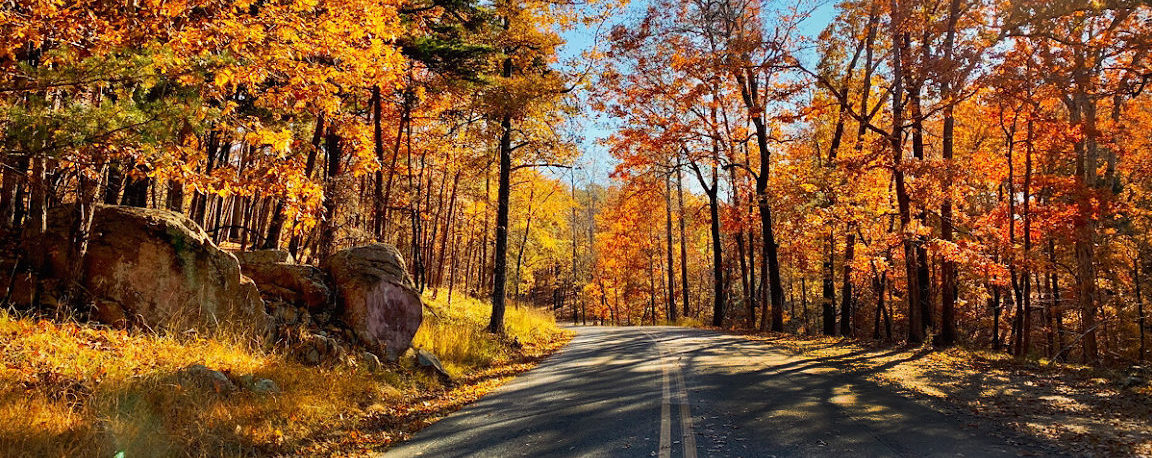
[726,331,1152,456]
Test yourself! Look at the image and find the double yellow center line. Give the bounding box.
[648,331,697,458]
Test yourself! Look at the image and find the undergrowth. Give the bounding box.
[0,290,568,457]
[412,290,558,376]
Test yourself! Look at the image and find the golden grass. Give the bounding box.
[0,291,568,457]
[412,290,560,376]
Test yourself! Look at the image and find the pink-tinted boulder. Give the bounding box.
[323,244,422,359]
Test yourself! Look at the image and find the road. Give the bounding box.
[385,326,1053,457]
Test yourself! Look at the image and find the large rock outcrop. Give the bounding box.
[235,249,294,265]
[27,205,269,334]
[323,244,423,359]
[236,250,331,310]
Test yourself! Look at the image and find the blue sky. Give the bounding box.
[554,0,839,187]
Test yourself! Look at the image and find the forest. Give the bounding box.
[3,0,1152,382]
[4,0,1152,455]
[588,0,1152,367]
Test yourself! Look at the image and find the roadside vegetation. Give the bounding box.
[0,292,569,456]
[735,332,1152,456]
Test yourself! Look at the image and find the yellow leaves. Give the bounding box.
[243,128,293,155]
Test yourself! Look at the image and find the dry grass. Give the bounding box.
[0,291,569,457]
[411,290,560,376]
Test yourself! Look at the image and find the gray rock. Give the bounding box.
[234,249,294,265]
[273,304,299,325]
[360,351,382,372]
[177,364,236,394]
[290,333,345,366]
[251,378,280,394]
[323,244,423,360]
[415,348,451,382]
[25,205,269,334]
[238,261,331,310]
[238,374,255,387]
[235,374,280,394]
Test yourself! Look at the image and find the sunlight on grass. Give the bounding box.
[0,292,566,456]
[0,311,403,455]
[413,289,561,377]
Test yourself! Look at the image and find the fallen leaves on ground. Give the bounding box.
[295,332,573,456]
[736,332,1152,457]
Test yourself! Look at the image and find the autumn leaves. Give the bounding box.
[590,0,1152,365]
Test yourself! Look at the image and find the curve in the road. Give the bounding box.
[383,326,1062,458]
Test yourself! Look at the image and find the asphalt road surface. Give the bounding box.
[385,326,1054,457]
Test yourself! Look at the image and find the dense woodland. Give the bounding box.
[593,0,1152,367]
[3,0,1152,366]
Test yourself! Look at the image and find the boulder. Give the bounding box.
[271,303,300,326]
[238,260,330,310]
[234,249,293,265]
[289,333,345,366]
[237,374,281,394]
[26,205,269,334]
[323,244,422,360]
[177,364,236,394]
[415,348,451,382]
[251,378,280,394]
[359,351,382,372]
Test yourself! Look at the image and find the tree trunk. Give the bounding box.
[513,187,536,299]
[840,231,855,336]
[665,170,677,321]
[380,99,408,238]
[703,167,725,328]
[0,155,23,229]
[937,0,961,347]
[572,170,581,324]
[823,233,836,335]
[909,84,932,333]
[800,276,808,334]
[27,156,47,237]
[192,132,222,226]
[992,284,1002,350]
[479,170,491,295]
[488,108,513,334]
[1075,89,1100,364]
[263,200,286,249]
[677,154,690,320]
[1021,117,1034,356]
[1007,119,1023,356]
[729,167,752,328]
[371,85,386,238]
[317,130,343,262]
[436,172,461,287]
[1137,255,1146,361]
[890,1,923,344]
[407,124,425,292]
[165,180,183,212]
[62,166,105,312]
[120,169,149,208]
[874,267,886,339]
